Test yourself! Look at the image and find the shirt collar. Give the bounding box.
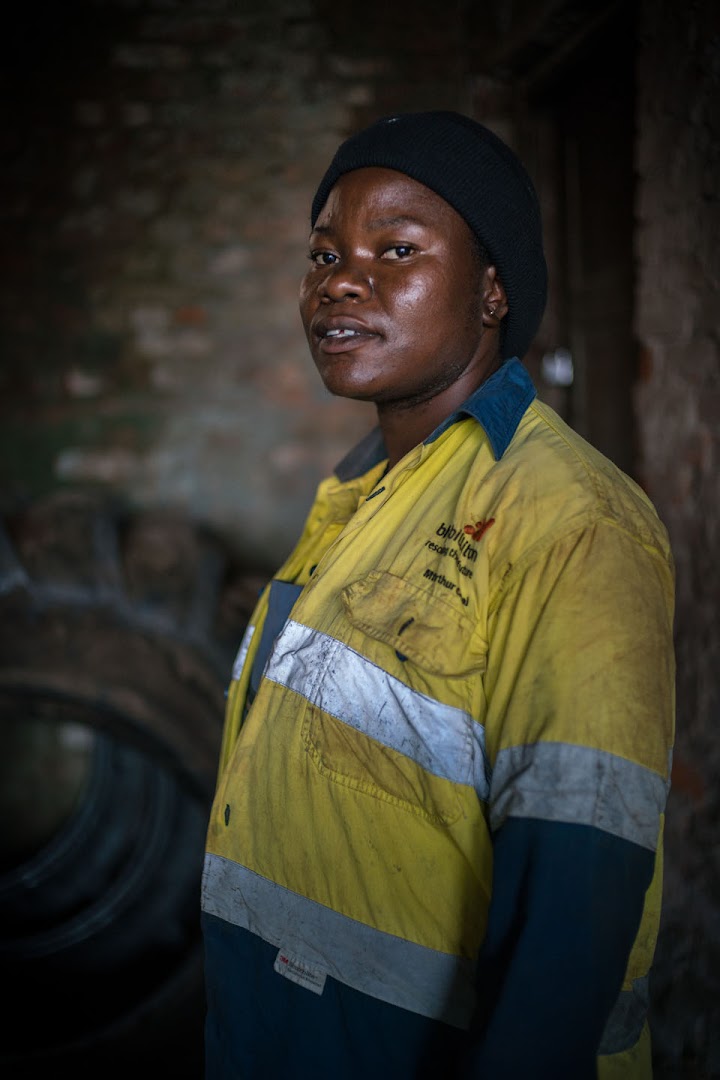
[334,359,536,481]
[427,358,536,459]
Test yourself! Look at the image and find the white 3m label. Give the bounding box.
[274,948,327,995]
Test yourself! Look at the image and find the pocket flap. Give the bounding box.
[342,571,486,676]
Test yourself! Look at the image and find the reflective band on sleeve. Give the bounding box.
[232,624,256,680]
[202,853,477,1029]
[265,619,490,800]
[598,976,649,1055]
[490,742,667,850]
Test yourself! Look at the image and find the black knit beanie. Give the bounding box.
[310,111,547,362]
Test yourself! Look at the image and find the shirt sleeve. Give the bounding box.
[469,816,655,1078]
[471,518,675,1075]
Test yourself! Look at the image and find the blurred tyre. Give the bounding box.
[0,492,266,1079]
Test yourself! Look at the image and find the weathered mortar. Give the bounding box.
[635,1,720,1073]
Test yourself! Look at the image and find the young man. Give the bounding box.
[201,112,675,1078]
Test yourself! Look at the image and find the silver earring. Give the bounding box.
[488,306,496,317]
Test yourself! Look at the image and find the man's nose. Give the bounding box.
[320,259,373,302]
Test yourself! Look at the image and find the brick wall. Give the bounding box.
[0,0,497,568]
[635,1,720,1073]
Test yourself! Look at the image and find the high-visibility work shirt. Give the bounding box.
[202,360,675,1079]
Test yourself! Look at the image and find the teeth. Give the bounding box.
[325,328,358,338]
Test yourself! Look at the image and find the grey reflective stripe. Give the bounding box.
[202,853,476,1029]
[265,619,490,800]
[598,976,649,1055]
[491,742,667,850]
[231,624,255,680]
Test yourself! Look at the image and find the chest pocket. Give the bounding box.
[300,571,488,825]
[343,570,486,677]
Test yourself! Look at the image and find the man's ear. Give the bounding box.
[482,266,508,327]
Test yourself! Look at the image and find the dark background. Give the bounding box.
[0,1,718,1076]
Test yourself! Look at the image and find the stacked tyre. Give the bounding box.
[0,493,265,1079]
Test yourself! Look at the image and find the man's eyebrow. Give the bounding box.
[310,214,427,236]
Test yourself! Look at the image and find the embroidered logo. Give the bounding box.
[464,518,495,542]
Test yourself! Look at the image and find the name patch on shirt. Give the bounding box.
[274,947,327,995]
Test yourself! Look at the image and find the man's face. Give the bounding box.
[299,167,501,417]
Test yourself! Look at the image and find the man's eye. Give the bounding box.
[309,251,337,266]
[383,245,415,260]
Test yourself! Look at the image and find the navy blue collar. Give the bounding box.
[427,358,536,458]
[335,359,536,481]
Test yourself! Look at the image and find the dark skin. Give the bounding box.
[299,167,508,469]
